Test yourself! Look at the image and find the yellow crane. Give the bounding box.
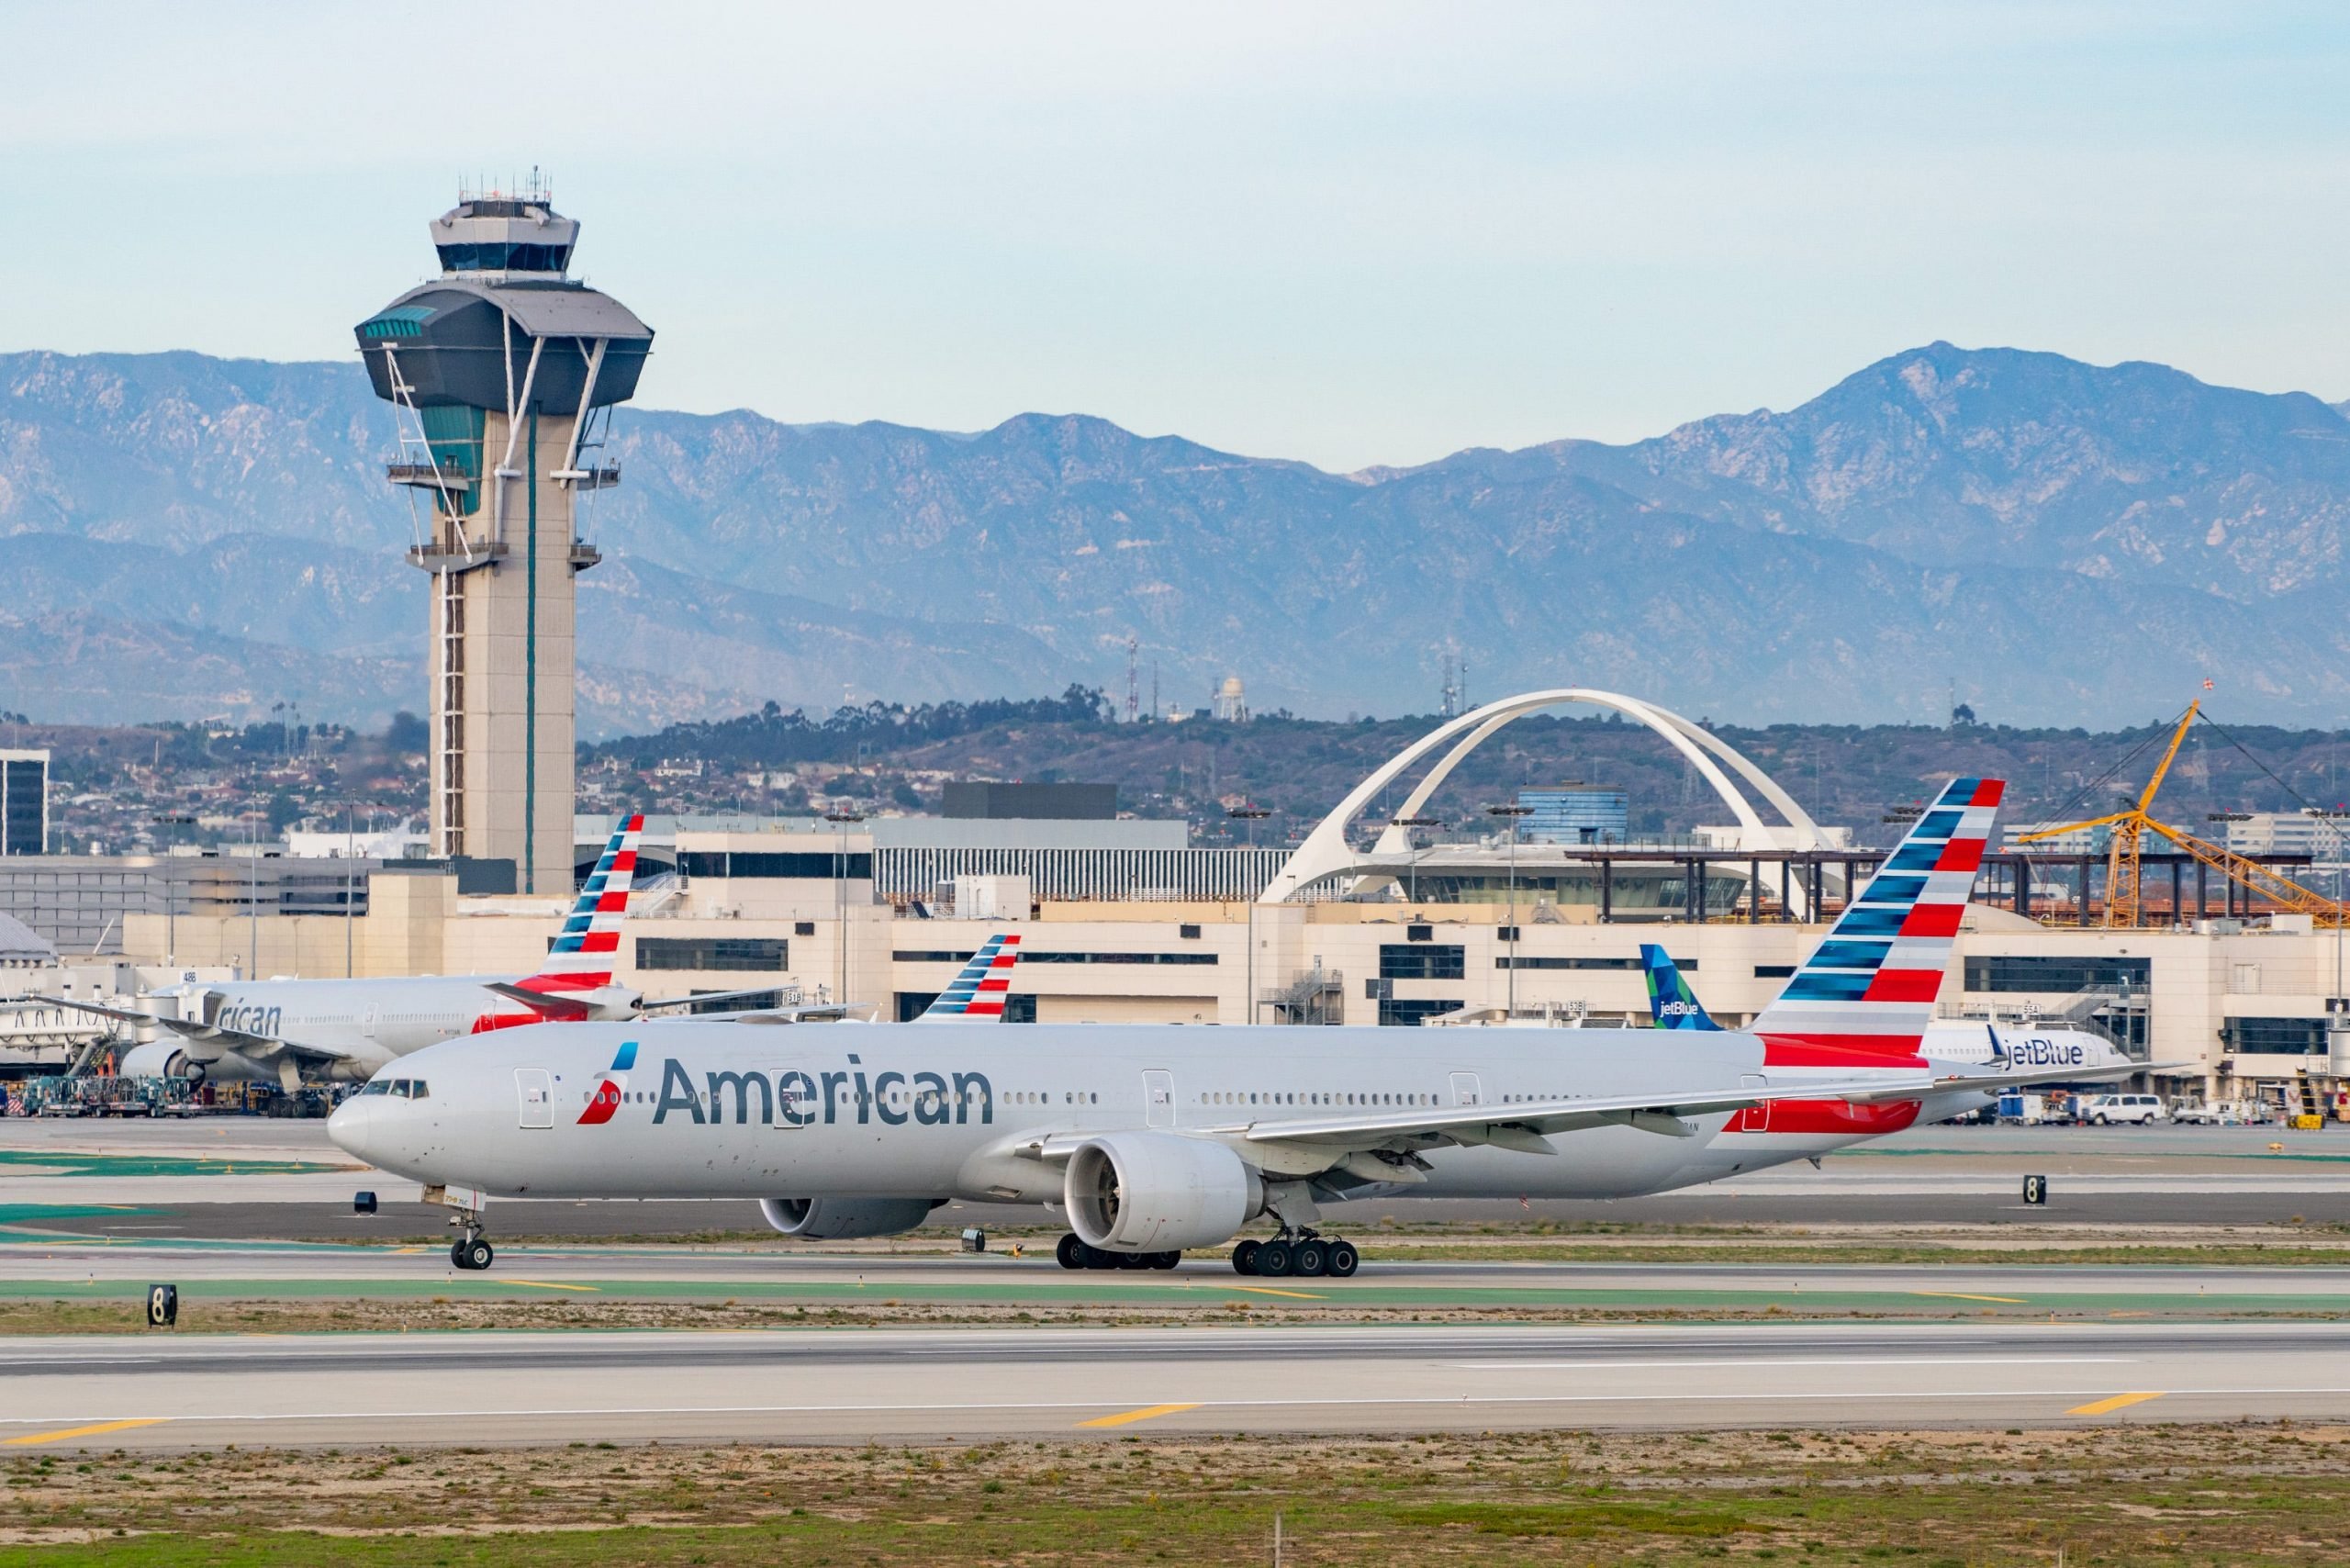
[2016,700,2348,928]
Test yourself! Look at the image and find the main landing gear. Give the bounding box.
[1231,1231,1358,1279]
[1055,1233,1180,1271]
[450,1234,495,1271]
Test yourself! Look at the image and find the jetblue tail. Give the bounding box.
[1747,778,2003,1058]
[1639,945,1720,1031]
[918,934,1023,1021]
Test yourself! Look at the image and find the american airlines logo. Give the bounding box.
[583,1050,996,1129]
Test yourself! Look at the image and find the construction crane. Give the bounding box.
[2017,700,2348,928]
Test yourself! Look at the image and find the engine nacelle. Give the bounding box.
[1064,1132,1262,1254]
[758,1196,940,1240]
[118,1043,203,1081]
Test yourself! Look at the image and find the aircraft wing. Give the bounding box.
[1236,1074,1935,1150]
[1006,1073,1932,1165]
[37,999,343,1064]
[37,997,165,1029]
[1933,1059,2199,1093]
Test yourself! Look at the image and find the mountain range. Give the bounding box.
[3,342,2346,733]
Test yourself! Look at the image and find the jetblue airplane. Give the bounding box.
[1634,942,2143,1176]
[330,778,2053,1277]
[52,817,767,1088]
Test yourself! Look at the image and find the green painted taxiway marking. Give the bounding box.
[0,1150,351,1179]
[0,1276,2338,1319]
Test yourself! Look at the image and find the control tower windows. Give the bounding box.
[437,241,571,274]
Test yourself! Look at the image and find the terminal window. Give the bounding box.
[1378,997,1462,1027]
[1381,944,1465,980]
[2221,1017,2328,1056]
[1500,956,1699,971]
[636,936,789,972]
[1963,956,2151,993]
[679,851,872,880]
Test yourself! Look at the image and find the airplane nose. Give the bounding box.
[327,1097,375,1162]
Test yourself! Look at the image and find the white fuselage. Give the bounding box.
[125,975,532,1082]
[330,1019,1943,1210]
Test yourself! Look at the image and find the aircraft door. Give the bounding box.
[1449,1071,1483,1107]
[516,1068,554,1130]
[1738,1072,1771,1133]
[1143,1069,1175,1128]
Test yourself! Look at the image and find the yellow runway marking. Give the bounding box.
[6,1418,166,1447]
[1079,1403,1201,1429]
[391,1246,426,1256]
[1913,1291,2027,1305]
[501,1279,599,1294]
[2068,1391,2165,1417]
[1229,1285,1325,1300]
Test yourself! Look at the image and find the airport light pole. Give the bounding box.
[1391,816,1438,905]
[151,815,195,962]
[1228,807,1270,1025]
[825,810,865,1010]
[1486,803,1532,1017]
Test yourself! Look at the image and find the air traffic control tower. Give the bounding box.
[355,185,652,891]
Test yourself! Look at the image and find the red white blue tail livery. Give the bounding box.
[919,934,1022,1021]
[1750,778,2001,1059]
[482,814,646,1023]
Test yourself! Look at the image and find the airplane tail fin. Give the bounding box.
[511,814,644,1008]
[1748,778,2004,1058]
[918,934,1022,1020]
[1639,944,1721,1031]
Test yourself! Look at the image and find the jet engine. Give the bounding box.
[758,1197,940,1240]
[1064,1132,1263,1254]
[118,1043,203,1081]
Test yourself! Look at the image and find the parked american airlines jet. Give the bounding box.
[54,817,751,1088]
[330,778,2020,1275]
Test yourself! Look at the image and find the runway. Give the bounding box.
[2,1320,2344,1450]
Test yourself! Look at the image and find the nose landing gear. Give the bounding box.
[1231,1230,1357,1278]
[427,1185,496,1271]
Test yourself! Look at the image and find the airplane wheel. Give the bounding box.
[1326,1240,1360,1278]
[1232,1239,1260,1275]
[1057,1233,1087,1271]
[1150,1251,1181,1270]
[449,1240,470,1270]
[1291,1239,1327,1277]
[464,1238,494,1271]
[1116,1249,1150,1270]
[1256,1240,1293,1277]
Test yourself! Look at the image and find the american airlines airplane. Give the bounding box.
[1633,942,2151,1178]
[331,778,2059,1276]
[51,817,760,1089]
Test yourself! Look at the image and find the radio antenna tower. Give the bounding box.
[1125,636,1140,723]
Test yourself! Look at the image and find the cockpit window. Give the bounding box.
[360,1081,391,1096]
[407,1081,429,1101]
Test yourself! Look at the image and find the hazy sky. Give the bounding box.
[5,3,2345,470]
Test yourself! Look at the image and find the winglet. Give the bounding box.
[919,934,1023,1020]
[1639,945,1721,1031]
